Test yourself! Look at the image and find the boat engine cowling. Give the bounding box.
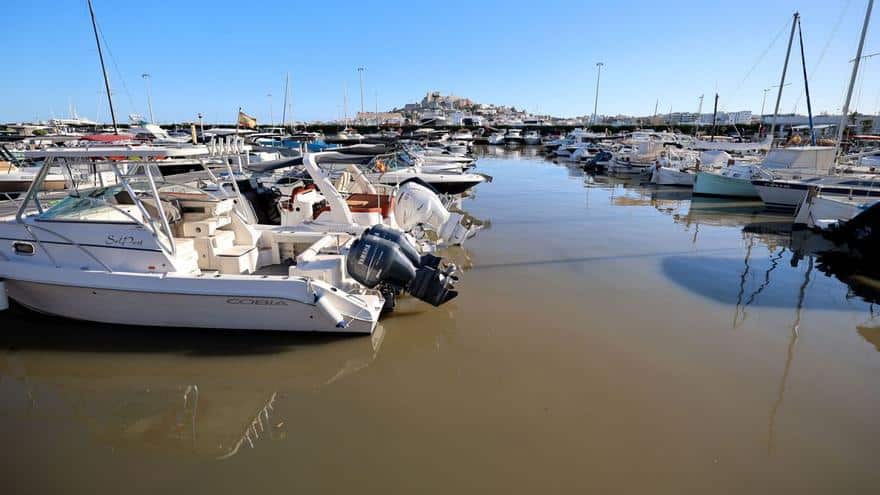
[394,180,479,245]
[364,224,441,268]
[346,230,458,308]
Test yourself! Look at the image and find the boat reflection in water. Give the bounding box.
[0,309,387,460]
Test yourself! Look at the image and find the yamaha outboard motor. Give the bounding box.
[346,230,458,311]
[364,224,441,268]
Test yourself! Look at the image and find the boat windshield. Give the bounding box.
[36,179,221,223]
[36,185,138,222]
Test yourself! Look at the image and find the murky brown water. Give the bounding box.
[2,146,879,494]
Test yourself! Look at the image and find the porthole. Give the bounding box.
[12,242,35,256]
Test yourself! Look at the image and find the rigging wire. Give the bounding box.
[95,18,138,118]
[718,19,790,113]
[790,0,852,113]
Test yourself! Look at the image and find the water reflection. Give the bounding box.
[857,325,880,352]
[0,307,388,459]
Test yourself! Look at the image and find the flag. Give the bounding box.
[238,110,257,129]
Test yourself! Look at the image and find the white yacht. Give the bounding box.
[0,146,67,196]
[505,128,524,146]
[523,130,541,145]
[487,132,506,145]
[450,129,474,141]
[0,147,459,333]
[362,152,491,195]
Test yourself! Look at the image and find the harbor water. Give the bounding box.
[2,147,879,493]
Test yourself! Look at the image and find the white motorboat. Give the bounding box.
[450,129,474,141]
[793,187,878,230]
[0,148,67,196]
[330,128,364,143]
[0,147,460,333]
[487,132,506,145]
[363,153,491,195]
[446,141,469,154]
[752,174,880,211]
[275,157,482,247]
[651,165,696,186]
[523,130,541,145]
[505,129,524,146]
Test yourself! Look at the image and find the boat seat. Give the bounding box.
[140,197,182,224]
[215,245,258,275]
[192,230,236,269]
[181,215,231,237]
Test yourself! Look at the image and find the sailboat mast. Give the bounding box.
[711,93,719,141]
[281,72,289,129]
[695,94,703,136]
[87,0,118,134]
[835,0,874,161]
[768,13,799,145]
[796,15,816,146]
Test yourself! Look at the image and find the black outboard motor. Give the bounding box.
[346,230,458,312]
[364,224,441,268]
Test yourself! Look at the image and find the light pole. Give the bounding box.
[141,73,154,123]
[357,67,365,124]
[592,62,603,126]
[267,92,273,128]
[197,113,204,141]
[760,83,790,136]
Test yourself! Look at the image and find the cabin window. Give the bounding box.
[12,242,35,255]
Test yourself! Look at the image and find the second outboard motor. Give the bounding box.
[364,224,441,268]
[394,180,481,246]
[346,233,458,311]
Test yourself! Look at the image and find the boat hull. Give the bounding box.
[693,171,759,198]
[0,265,380,334]
[651,167,695,187]
[753,179,880,211]
[752,180,807,210]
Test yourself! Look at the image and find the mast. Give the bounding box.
[835,0,874,161]
[695,94,704,136]
[592,62,603,126]
[796,14,816,146]
[343,82,348,128]
[768,13,799,145]
[281,72,289,129]
[711,93,719,141]
[87,0,118,134]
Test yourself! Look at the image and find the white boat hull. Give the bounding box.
[0,264,380,333]
[651,167,695,187]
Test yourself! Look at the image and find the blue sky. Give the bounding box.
[1,0,877,123]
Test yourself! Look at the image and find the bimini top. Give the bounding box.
[20,145,211,159]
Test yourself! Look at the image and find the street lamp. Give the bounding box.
[357,67,365,124]
[592,62,603,126]
[197,113,204,141]
[141,73,154,123]
[267,92,273,128]
[760,83,791,135]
